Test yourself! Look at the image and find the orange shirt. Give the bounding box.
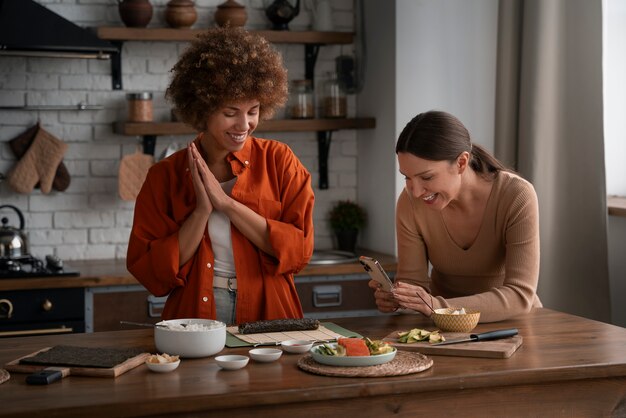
[127,136,315,323]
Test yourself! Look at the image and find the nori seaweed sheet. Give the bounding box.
[19,345,146,369]
[238,318,320,334]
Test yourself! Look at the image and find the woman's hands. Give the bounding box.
[392,282,434,317]
[368,279,400,313]
[188,142,230,213]
[188,143,213,215]
[368,280,434,317]
[187,142,276,257]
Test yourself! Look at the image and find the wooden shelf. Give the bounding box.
[608,196,626,218]
[114,118,376,136]
[101,27,367,189]
[96,27,354,44]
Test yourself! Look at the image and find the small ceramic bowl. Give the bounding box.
[249,348,283,362]
[281,340,313,354]
[145,359,181,373]
[215,355,249,370]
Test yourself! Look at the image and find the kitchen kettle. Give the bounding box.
[0,205,29,259]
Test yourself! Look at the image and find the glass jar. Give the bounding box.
[288,79,314,119]
[126,92,153,122]
[321,73,346,118]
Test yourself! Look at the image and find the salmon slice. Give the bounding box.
[338,338,370,356]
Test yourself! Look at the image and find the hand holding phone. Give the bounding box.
[359,256,394,291]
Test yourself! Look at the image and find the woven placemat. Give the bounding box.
[297,351,433,377]
[0,369,9,385]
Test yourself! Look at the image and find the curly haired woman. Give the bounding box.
[127,28,315,325]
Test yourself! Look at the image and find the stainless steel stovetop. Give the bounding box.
[0,255,80,279]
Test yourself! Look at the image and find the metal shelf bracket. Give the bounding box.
[317,130,333,190]
[111,41,123,90]
[142,135,157,156]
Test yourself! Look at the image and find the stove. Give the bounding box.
[0,255,80,279]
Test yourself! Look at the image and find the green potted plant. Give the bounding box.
[328,200,367,253]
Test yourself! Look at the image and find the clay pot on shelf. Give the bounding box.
[165,0,197,29]
[118,0,153,28]
[214,0,247,28]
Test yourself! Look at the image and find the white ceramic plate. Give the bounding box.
[310,344,397,367]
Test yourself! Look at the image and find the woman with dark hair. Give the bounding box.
[127,27,315,325]
[369,110,541,322]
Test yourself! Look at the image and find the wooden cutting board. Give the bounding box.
[383,331,523,359]
[4,346,150,378]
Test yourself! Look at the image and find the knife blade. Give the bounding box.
[431,328,519,346]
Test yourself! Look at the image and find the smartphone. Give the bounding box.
[359,256,394,291]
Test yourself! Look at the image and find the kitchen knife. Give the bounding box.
[431,328,518,346]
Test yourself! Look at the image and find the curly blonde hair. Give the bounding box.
[166,27,289,132]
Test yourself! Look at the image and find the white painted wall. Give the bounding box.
[358,0,498,254]
[603,0,626,327]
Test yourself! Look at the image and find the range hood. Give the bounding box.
[0,0,118,59]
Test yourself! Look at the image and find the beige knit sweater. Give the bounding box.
[395,170,541,323]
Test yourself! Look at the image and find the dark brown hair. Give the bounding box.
[396,110,508,177]
[165,27,288,131]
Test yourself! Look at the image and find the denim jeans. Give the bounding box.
[213,287,237,325]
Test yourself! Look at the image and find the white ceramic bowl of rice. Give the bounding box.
[154,318,226,358]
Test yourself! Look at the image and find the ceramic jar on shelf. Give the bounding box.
[214,0,247,27]
[165,0,197,29]
[118,0,153,28]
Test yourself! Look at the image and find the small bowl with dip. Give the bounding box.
[281,340,313,354]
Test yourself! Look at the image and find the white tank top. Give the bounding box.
[208,177,237,277]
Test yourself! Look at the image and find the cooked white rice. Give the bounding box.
[165,321,224,331]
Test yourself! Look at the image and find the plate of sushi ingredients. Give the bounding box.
[310,337,396,367]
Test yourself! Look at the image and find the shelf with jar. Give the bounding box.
[100,13,369,189]
[96,27,354,90]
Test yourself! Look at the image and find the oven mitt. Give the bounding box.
[6,125,68,194]
[8,123,71,192]
[118,150,154,201]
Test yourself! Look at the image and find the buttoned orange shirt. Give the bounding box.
[127,135,315,323]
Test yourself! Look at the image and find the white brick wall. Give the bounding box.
[0,0,358,261]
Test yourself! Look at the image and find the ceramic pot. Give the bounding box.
[165,0,197,29]
[265,0,300,31]
[334,228,358,253]
[214,0,247,28]
[118,0,153,28]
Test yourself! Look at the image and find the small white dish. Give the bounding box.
[145,359,181,373]
[281,339,313,354]
[215,355,249,370]
[249,348,283,362]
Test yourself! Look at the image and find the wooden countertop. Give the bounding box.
[0,308,625,417]
[0,249,397,291]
